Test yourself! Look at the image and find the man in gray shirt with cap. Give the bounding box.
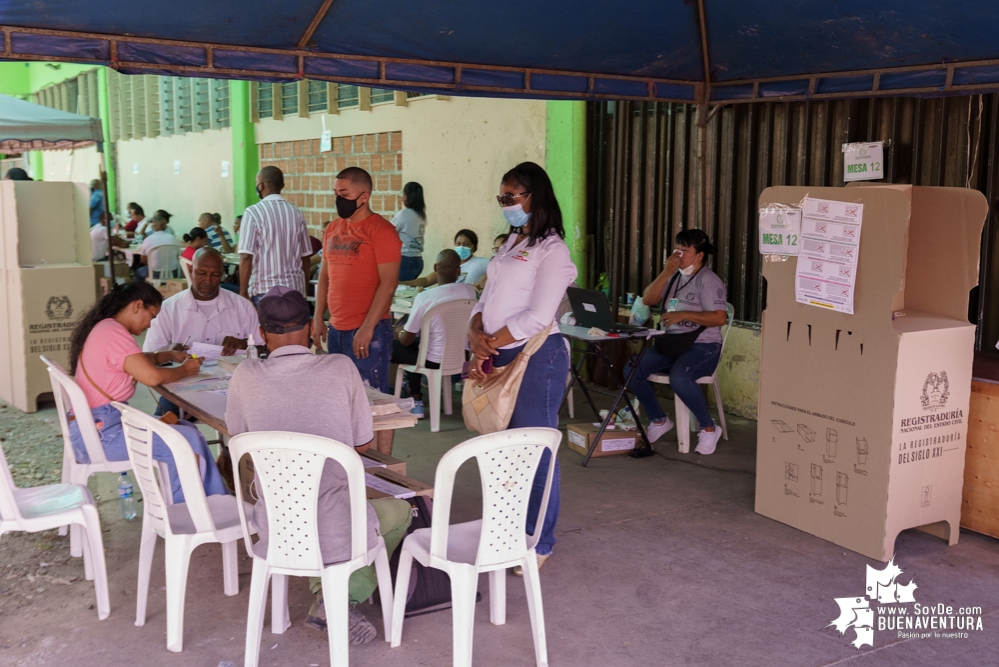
[226,285,412,644]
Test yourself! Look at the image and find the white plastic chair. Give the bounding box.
[648,303,734,453]
[42,355,132,559]
[114,402,253,653]
[390,427,562,667]
[0,443,110,620]
[229,431,396,667]
[146,245,181,285]
[179,256,193,285]
[393,298,477,432]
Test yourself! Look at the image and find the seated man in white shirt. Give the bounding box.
[90,212,128,261]
[226,286,411,644]
[143,247,260,416]
[136,215,180,281]
[391,249,476,417]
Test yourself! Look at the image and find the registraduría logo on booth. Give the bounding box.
[829,557,983,649]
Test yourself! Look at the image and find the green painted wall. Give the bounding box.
[97,68,116,210]
[0,63,31,96]
[27,62,95,91]
[230,81,259,215]
[545,100,587,286]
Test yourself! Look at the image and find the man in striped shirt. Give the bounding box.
[238,166,313,304]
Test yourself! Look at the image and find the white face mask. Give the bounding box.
[679,263,697,276]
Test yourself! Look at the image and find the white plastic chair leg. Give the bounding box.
[270,574,290,634]
[321,568,351,667]
[427,371,442,433]
[393,366,405,398]
[164,536,194,652]
[80,505,111,620]
[713,379,729,440]
[80,520,95,582]
[522,554,550,667]
[674,396,691,454]
[373,542,395,641]
[135,522,156,626]
[222,539,239,596]
[450,567,479,667]
[390,547,415,647]
[69,523,83,558]
[488,569,506,625]
[244,561,269,667]
[443,374,454,415]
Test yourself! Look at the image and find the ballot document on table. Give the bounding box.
[794,197,864,314]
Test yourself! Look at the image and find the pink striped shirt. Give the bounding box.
[238,194,312,296]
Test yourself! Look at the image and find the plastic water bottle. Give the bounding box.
[246,334,258,360]
[118,473,136,521]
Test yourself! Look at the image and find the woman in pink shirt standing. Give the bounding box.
[66,281,228,503]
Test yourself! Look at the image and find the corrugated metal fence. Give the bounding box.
[587,96,999,349]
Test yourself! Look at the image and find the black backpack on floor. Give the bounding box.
[389,495,480,617]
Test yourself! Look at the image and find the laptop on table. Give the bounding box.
[566,287,645,334]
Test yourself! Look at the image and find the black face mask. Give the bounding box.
[335,194,361,219]
[255,184,264,200]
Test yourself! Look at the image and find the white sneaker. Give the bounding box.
[645,416,675,444]
[695,427,723,455]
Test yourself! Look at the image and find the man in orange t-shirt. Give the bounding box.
[313,167,401,408]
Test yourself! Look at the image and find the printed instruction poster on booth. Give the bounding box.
[795,197,863,314]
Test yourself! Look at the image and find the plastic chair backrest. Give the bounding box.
[228,431,369,573]
[148,245,180,278]
[0,444,22,522]
[415,298,476,374]
[41,355,108,467]
[114,402,214,533]
[428,427,562,569]
[179,257,193,284]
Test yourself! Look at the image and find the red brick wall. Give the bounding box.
[258,131,403,235]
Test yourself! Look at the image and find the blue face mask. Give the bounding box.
[454,245,473,261]
[502,204,531,228]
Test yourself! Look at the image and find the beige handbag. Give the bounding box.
[462,324,553,434]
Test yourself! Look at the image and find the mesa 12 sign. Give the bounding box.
[842,142,884,182]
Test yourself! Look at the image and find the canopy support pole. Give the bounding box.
[298,0,338,49]
[98,145,117,286]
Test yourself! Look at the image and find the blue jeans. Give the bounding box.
[399,256,424,282]
[327,318,393,393]
[68,403,228,504]
[494,333,568,556]
[250,294,264,306]
[626,342,721,429]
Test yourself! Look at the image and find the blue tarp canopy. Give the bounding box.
[4,1,999,103]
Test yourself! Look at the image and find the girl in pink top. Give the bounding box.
[67,281,227,503]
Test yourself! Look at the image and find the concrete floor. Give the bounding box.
[2,386,998,667]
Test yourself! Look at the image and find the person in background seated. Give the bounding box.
[392,181,427,281]
[226,286,411,645]
[401,229,490,288]
[154,209,176,235]
[124,202,145,234]
[89,179,104,228]
[181,227,209,261]
[91,212,128,261]
[67,281,227,504]
[626,229,728,455]
[197,211,235,253]
[232,215,242,243]
[391,249,476,417]
[143,248,260,417]
[136,215,180,281]
[473,233,511,291]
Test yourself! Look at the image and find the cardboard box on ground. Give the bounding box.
[0,181,95,412]
[566,422,638,457]
[755,185,987,562]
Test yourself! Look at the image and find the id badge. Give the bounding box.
[667,298,678,312]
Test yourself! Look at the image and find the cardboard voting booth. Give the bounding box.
[755,185,987,562]
[0,181,95,412]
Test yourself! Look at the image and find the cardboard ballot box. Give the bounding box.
[566,423,638,458]
[0,181,95,412]
[755,185,987,562]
